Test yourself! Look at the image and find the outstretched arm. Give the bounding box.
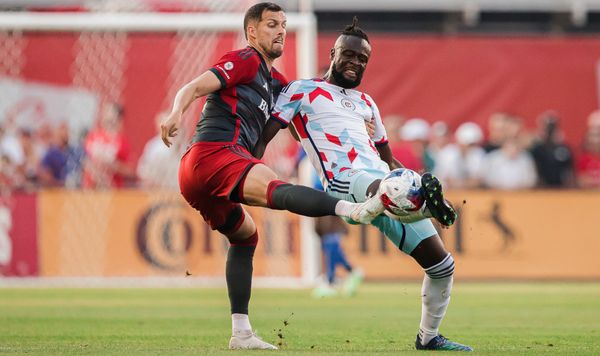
[160,70,221,147]
[253,119,285,159]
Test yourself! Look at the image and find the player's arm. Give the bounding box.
[377,143,404,170]
[254,81,300,158]
[253,119,285,159]
[160,70,222,147]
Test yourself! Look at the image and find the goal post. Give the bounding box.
[0,11,317,79]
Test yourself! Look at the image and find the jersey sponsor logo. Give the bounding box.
[341,98,356,111]
[224,61,234,70]
[262,82,269,92]
[258,98,269,121]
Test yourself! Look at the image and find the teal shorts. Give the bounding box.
[326,168,437,254]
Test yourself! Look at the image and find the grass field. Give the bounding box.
[1,282,599,355]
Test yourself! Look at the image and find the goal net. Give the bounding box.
[0,0,318,287]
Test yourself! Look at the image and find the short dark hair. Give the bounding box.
[243,2,283,40]
[341,16,369,43]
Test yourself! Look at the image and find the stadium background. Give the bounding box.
[1,0,600,283]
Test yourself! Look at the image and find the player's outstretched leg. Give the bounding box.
[420,173,457,227]
[265,179,384,224]
[415,334,473,351]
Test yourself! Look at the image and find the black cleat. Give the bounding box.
[416,334,473,351]
[420,173,457,227]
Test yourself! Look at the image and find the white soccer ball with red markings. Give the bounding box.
[378,168,425,218]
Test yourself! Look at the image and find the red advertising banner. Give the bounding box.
[0,193,38,276]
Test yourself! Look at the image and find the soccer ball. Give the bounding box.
[378,168,425,219]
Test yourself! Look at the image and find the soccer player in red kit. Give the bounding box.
[160,2,384,349]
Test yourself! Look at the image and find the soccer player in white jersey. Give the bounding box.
[254,18,472,352]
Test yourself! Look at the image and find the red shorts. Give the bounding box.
[178,142,263,233]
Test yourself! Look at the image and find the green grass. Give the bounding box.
[1,283,599,355]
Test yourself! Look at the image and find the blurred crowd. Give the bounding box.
[0,101,179,195]
[1,104,600,194]
[386,110,600,190]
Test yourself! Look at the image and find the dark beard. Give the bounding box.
[331,66,362,89]
[267,50,282,59]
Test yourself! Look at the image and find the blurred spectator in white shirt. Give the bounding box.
[434,122,485,189]
[427,121,451,170]
[482,112,510,153]
[394,118,432,173]
[0,125,24,166]
[481,134,537,190]
[137,112,181,190]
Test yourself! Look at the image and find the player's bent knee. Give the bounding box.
[228,229,259,247]
[217,206,254,237]
[424,253,454,279]
[242,164,279,206]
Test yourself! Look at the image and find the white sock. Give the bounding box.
[232,313,252,335]
[419,254,454,345]
[334,200,356,218]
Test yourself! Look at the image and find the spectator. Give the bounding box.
[82,102,133,188]
[0,154,18,193]
[39,123,73,187]
[529,111,575,188]
[482,112,510,153]
[17,128,45,191]
[433,122,485,189]
[428,121,451,170]
[394,118,431,173]
[481,132,537,190]
[0,125,24,167]
[137,112,181,190]
[576,110,600,188]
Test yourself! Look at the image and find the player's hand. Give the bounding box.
[161,111,181,147]
[365,119,375,138]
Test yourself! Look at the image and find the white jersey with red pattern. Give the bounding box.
[271,78,389,189]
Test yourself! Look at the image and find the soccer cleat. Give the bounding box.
[415,334,473,351]
[229,330,278,350]
[420,173,457,227]
[349,193,385,224]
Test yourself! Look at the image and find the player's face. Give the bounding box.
[330,35,371,88]
[253,10,287,60]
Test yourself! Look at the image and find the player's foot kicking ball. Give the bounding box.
[420,173,457,227]
[416,334,473,351]
[229,330,278,350]
[349,193,386,224]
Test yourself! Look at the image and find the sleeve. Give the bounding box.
[208,49,261,89]
[368,95,388,147]
[270,81,303,128]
